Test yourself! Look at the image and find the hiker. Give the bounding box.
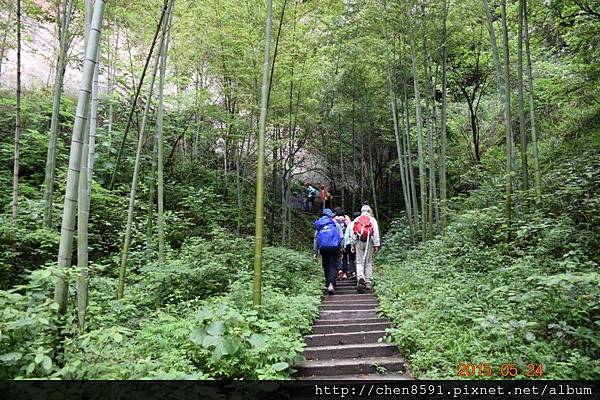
[304,182,317,212]
[319,184,331,211]
[351,205,381,293]
[333,207,349,280]
[343,211,361,279]
[314,208,343,295]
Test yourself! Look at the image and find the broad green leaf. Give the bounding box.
[206,321,225,336]
[249,333,267,350]
[223,336,241,355]
[190,328,207,344]
[202,334,223,349]
[26,362,35,374]
[34,353,44,364]
[271,362,289,372]
[0,352,22,363]
[42,356,52,372]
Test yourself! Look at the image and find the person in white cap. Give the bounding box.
[350,204,381,293]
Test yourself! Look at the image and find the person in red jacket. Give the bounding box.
[319,184,331,211]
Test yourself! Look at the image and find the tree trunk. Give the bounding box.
[410,41,427,240]
[517,0,528,189]
[253,0,272,307]
[403,79,419,230]
[54,0,105,315]
[87,47,100,195]
[384,0,412,233]
[500,0,513,241]
[107,20,120,148]
[483,0,503,91]
[76,0,95,332]
[439,0,449,229]
[43,0,74,228]
[110,0,170,189]
[368,140,379,222]
[12,0,22,223]
[423,33,439,236]
[117,8,168,299]
[156,0,174,266]
[523,0,542,202]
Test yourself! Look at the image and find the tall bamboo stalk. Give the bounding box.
[523,0,541,202]
[439,0,449,229]
[54,0,105,314]
[410,41,427,240]
[107,21,120,147]
[116,12,168,299]
[517,0,528,189]
[43,0,74,228]
[403,79,419,229]
[12,0,22,223]
[500,0,513,240]
[110,0,170,189]
[384,0,412,234]
[156,0,174,265]
[76,0,95,332]
[253,0,273,307]
[423,32,439,236]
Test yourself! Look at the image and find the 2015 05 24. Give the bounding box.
[457,363,544,377]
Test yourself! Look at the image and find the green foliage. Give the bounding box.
[0,267,60,379]
[376,131,600,379]
[0,236,320,379]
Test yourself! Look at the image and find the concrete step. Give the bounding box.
[313,317,388,326]
[320,303,378,311]
[319,309,379,320]
[297,373,411,380]
[295,356,408,377]
[303,342,397,360]
[311,321,391,334]
[304,330,386,347]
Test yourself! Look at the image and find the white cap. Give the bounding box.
[361,205,372,215]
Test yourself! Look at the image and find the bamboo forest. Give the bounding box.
[0,0,598,381]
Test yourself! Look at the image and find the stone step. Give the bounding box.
[297,373,411,380]
[334,281,358,287]
[313,317,389,326]
[319,309,378,320]
[304,330,386,347]
[295,356,408,377]
[303,342,397,360]
[333,288,363,294]
[311,321,391,334]
[322,297,378,304]
[322,294,376,301]
[320,303,378,311]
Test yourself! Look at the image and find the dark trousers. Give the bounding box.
[321,249,339,288]
[340,249,350,273]
[345,244,356,275]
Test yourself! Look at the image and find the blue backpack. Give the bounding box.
[315,216,341,251]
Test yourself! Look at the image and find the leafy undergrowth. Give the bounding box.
[0,232,321,379]
[376,134,600,379]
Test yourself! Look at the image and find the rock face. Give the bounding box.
[294,278,411,380]
[0,8,86,93]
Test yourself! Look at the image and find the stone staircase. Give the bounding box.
[294,278,411,379]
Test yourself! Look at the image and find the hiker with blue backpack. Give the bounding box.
[350,205,381,293]
[313,208,344,295]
